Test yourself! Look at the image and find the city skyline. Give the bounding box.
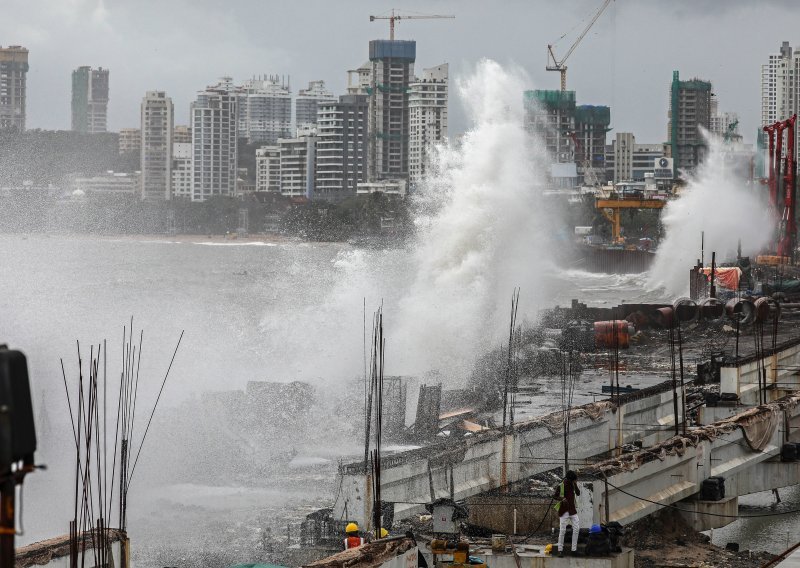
[5,0,800,144]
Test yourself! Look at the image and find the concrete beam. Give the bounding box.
[332,339,800,532]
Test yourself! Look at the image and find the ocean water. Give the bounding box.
[0,234,651,550]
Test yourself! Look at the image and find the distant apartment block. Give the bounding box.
[236,75,291,144]
[191,81,238,201]
[604,132,668,183]
[762,41,795,127]
[0,45,29,131]
[367,40,416,182]
[173,124,191,144]
[279,133,316,198]
[296,80,335,132]
[315,94,369,200]
[72,66,109,134]
[409,63,448,187]
[710,97,741,143]
[668,70,712,174]
[255,146,280,192]
[761,42,800,163]
[347,62,372,95]
[172,142,192,199]
[118,128,140,154]
[73,171,139,197]
[140,91,174,200]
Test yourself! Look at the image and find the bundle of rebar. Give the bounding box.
[61,320,183,568]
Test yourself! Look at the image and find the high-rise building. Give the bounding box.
[140,91,174,200]
[0,46,29,131]
[173,125,191,144]
[279,133,316,198]
[668,70,712,174]
[191,82,238,201]
[172,142,192,199]
[118,128,141,154]
[72,66,109,133]
[236,76,291,144]
[315,94,369,200]
[761,41,795,128]
[367,40,416,182]
[255,146,281,192]
[409,63,448,188]
[296,80,335,132]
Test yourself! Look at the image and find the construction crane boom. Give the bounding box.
[546,0,613,92]
[370,9,455,40]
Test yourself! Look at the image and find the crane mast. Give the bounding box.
[546,0,613,92]
[370,9,455,40]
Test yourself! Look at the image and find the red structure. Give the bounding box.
[763,114,797,258]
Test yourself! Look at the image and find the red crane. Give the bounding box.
[763,114,797,259]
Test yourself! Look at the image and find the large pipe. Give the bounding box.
[594,320,633,349]
[699,297,724,320]
[673,298,698,322]
[726,298,756,325]
[653,306,674,328]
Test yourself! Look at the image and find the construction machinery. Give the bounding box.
[568,131,601,187]
[547,0,613,92]
[596,194,665,245]
[763,114,797,260]
[369,10,455,40]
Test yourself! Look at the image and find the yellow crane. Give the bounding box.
[370,10,455,40]
[546,0,613,92]
[596,195,665,245]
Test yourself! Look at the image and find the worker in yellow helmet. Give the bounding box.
[344,522,364,549]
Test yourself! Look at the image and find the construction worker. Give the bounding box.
[344,522,364,550]
[553,470,581,557]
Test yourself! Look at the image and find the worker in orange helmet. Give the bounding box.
[344,522,364,550]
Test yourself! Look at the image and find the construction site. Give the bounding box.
[4,3,800,568]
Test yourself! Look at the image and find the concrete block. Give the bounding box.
[677,495,738,532]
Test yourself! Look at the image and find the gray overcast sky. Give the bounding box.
[3,0,799,144]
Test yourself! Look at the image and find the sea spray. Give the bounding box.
[390,59,553,381]
[648,137,774,296]
[257,60,557,385]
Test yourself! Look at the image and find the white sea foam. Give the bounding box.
[648,137,774,296]
[388,59,551,381]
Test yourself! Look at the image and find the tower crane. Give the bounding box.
[546,0,613,92]
[370,10,455,40]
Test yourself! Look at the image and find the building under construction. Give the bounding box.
[524,90,610,185]
[668,70,712,175]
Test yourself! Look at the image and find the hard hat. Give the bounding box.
[544,544,553,555]
[590,524,602,534]
[380,528,389,538]
[346,522,359,533]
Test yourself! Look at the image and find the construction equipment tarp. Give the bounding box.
[700,267,741,291]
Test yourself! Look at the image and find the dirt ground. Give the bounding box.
[621,509,776,568]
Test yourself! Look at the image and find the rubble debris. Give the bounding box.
[620,508,775,568]
[304,537,416,568]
